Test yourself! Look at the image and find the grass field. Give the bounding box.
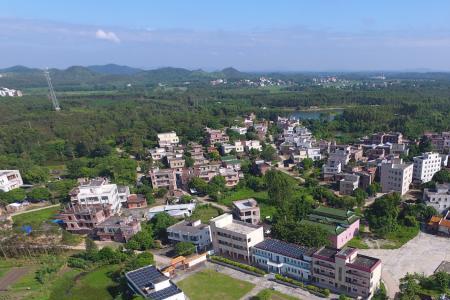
[178,269,255,300]
[12,205,60,227]
[190,204,222,223]
[346,235,369,249]
[382,225,420,249]
[219,188,269,207]
[0,267,11,279]
[60,265,121,300]
[254,289,301,300]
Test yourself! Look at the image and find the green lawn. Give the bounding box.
[178,269,255,300]
[62,265,121,300]
[346,235,369,249]
[190,204,222,223]
[219,188,269,207]
[381,225,419,249]
[12,206,60,227]
[0,267,11,279]
[254,289,301,300]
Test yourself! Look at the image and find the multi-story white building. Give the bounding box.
[0,170,23,192]
[312,247,382,299]
[245,140,262,152]
[339,174,360,195]
[210,213,264,263]
[322,160,342,179]
[220,143,236,155]
[252,239,316,281]
[157,131,179,147]
[69,178,123,214]
[232,199,260,225]
[149,147,168,161]
[167,220,212,251]
[230,126,247,135]
[234,141,244,153]
[219,168,240,187]
[329,147,351,166]
[380,160,413,195]
[423,184,450,214]
[413,152,442,183]
[148,168,178,191]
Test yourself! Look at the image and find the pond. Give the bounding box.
[290,108,343,121]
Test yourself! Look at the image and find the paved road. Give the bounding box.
[359,232,450,299]
[196,196,230,212]
[9,204,60,217]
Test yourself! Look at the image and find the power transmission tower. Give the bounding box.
[43,68,61,111]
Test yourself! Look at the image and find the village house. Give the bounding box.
[148,168,178,191]
[167,220,212,251]
[126,194,147,209]
[232,198,260,225]
[205,127,229,145]
[96,215,141,242]
[380,159,413,195]
[0,170,23,192]
[157,131,179,147]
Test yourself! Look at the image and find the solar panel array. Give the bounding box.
[150,284,183,300]
[126,265,167,289]
[254,238,316,260]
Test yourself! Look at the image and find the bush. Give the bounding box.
[175,242,196,256]
[68,257,89,269]
[275,274,329,297]
[209,256,266,275]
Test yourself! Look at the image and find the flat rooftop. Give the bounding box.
[167,220,209,234]
[435,261,450,273]
[223,220,261,235]
[254,238,316,260]
[350,254,380,270]
[233,198,258,210]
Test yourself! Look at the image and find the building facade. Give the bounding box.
[96,215,141,242]
[380,160,413,195]
[149,168,178,191]
[210,213,264,263]
[0,170,23,192]
[339,174,360,195]
[167,220,212,251]
[252,239,316,281]
[423,184,450,214]
[232,199,260,225]
[312,247,382,299]
[157,131,180,147]
[413,152,441,183]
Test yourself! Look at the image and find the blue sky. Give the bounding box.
[1,0,450,71]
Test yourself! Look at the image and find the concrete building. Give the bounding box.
[230,126,247,135]
[232,198,260,225]
[245,140,262,152]
[149,168,178,191]
[157,131,179,147]
[69,178,122,214]
[149,147,168,161]
[126,194,147,209]
[60,205,109,234]
[370,132,403,145]
[339,174,360,195]
[380,160,413,195]
[96,215,141,242]
[423,184,450,214]
[234,141,245,153]
[210,213,264,263]
[300,207,360,249]
[252,239,316,281]
[126,265,185,300]
[0,170,23,192]
[147,203,196,220]
[205,128,229,145]
[428,211,450,236]
[329,147,351,166]
[219,168,240,187]
[312,247,382,299]
[413,152,441,183]
[322,160,342,179]
[167,157,185,169]
[167,220,212,251]
[220,143,236,155]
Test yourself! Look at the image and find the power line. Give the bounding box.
[43,68,61,111]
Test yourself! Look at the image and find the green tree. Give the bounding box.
[434,271,449,293]
[365,193,401,236]
[125,252,155,271]
[260,145,277,161]
[399,274,420,300]
[188,177,209,195]
[0,188,27,204]
[150,213,176,240]
[175,242,196,256]
[367,182,381,196]
[433,169,450,183]
[265,170,296,209]
[85,237,98,259]
[27,187,51,201]
[302,158,314,170]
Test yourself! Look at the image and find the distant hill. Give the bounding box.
[87,64,143,75]
[220,67,248,79]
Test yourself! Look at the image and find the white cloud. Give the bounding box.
[95,29,120,43]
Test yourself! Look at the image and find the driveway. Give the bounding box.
[359,232,450,298]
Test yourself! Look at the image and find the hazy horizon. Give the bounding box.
[2,1,450,71]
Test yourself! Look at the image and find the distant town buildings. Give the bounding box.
[0,170,23,192]
[0,87,22,97]
[157,131,180,147]
[339,174,360,195]
[149,168,178,192]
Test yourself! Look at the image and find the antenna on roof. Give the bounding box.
[43,68,61,111]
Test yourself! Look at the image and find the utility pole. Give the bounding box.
[43,68,61,111]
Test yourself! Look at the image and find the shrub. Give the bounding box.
[275,274,329,297]
[209,256,266,275]
[67,257,89,269]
